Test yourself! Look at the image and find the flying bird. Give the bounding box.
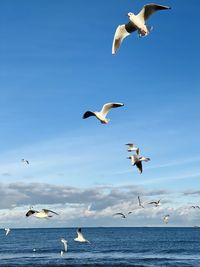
[82,102,124,124]
[148,200,161,207]
[26,208,58,219]
[127,155,150,173]
[163,214,170,224]
[21,158,29,165]
[74,228,90,243]
[138,196,144,208]
[126,143,139,154]
[112,3,171,54]
[191,206,200,209]
[113,212,126,218]
[61,238,68,252]
[4,228,10,236]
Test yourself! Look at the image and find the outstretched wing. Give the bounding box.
[112,23,136,54]
[137,4,171,24]
[82,111,96,119]
[135,161,143,173]
[61,238,67,252]
[42,209,58,215]
[26,209,37,217]
[100,103,124,117]
[113,212,126,218]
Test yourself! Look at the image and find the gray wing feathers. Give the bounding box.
[137,4,171,23]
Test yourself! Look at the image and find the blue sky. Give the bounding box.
[0,0,200,227]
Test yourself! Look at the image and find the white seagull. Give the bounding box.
[138,196,145,208]
[26,208,58,219]
[126,143,139,154]
[4,228,10,236]
[148,200,161,207]
[83,102,124,124]
[112,3,171,54]
[127,155,150,173]
[163,214,170,224]
[74,228,90,243]
[61,238,68,252]
[21,158,29,165]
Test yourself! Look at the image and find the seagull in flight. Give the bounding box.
[126,143,139,155]
[112,3,171,54]
[4,228,10,236]
[74,228,90,243]
[163,214,170,224]
[138,196,145,208]
[21,158,29,165]
[113,212,126,218]
[61,238,68,252]
[127,155,150,173]
[191,206,200,209]
[26,208,58,219]
[83,102,124,124]
[148,200,161,207]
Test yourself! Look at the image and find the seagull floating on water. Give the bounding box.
[112,3,171,54]
[126,143,139,154]
[113,212,126,218]
[21,158,29,165]
[127,155,150,173]
[26,208,58,219]
[138,196,144,208]
[74,228,90,243]
[4,228,10,236]
[83,102,124,124]
[163,214,170,224]
[148,200,161,207]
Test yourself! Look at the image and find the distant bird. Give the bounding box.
[112,3,171,54]
[127,155,150,173]
[127,211,132,215]
[21,158,29,165]
[26,208,58,219]
[83,102,124,124]
[163,214,170,224]
[4,228,10,236]
[61,238,68,252]
[74,228,90,243]
[191,206,200,209]
[138,196,144,208]
[113,212,126,218]
[126,143,139,154]
[148,200,161,207]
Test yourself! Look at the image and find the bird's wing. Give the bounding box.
[148,201,156,205]
[112,24,134,54]
[76,228,86,241]
[82,111,96,119]
[100,103,124,117]
[26,160,29,164]
[126,143,134,148]
[42,209,58,215]
[61,239,67,251]
[138,196,142,206]
[113,212,125,218]
[135,161,143,173]
[26,210,37,217]
[137,4,171,24]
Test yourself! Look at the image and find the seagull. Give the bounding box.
[26,208,58,219]
[74,228,90,243]
[21,158,29,165]
[127,155,150,173]
[126,143,139,154]
[138,196,144,208]
[191,206,200,209]
[61,238,68,252]
[4,228,10,236]
[113,212,126,218]
[148,200,161,207]
[127,211,132,215]
[163,214,170,224]
[112,3,171,54]
[82,102,124,124]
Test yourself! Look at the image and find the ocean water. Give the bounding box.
[0,227,200,266]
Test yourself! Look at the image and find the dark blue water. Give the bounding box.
[0,227,200,266]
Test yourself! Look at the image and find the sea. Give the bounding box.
[0,227,200,267]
